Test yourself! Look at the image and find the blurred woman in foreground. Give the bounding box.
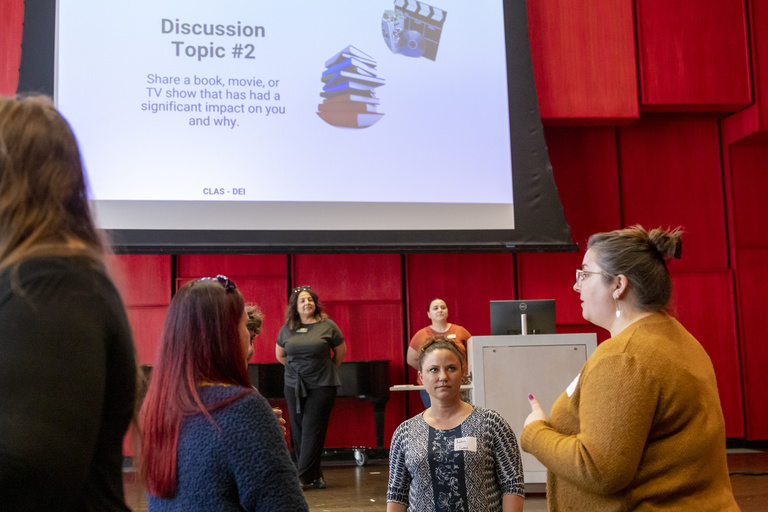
[0,95,137,510]
[140,276,307,511]
[522,226,739,511]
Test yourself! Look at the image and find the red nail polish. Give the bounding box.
[528,394,534,400]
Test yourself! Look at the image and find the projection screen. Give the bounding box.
[17,0,574,253]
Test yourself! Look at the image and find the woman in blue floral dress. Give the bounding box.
[387,337,524,512]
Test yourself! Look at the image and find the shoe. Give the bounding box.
[299,478,312,490]
[312,476,327,489]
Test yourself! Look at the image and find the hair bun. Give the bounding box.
[647,227,684,260]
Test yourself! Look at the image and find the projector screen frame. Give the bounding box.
[18,0,575,255]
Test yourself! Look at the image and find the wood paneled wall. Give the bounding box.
[4,0,767,440]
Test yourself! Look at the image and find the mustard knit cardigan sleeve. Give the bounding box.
[521,351,660,494]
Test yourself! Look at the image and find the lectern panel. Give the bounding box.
[483,345,587,479]
[468,333,597,484]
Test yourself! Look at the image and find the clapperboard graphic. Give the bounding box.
[317,46,385,129]
[381,0,447,61]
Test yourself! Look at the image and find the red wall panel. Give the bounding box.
[0,0,23,96]
[517,252,585,326]
[292,254,402,301]
[405,253,516,338]
[543,127,623,247]
[735,249,768,439]
[750,0,768,128]
[238,276,289,362]
[325,398,379,447]
[127,308,169,365]
[728,144,768,248]
[527,0,638,124]
[671,272,744,437]
[722,0,768,144]
[176,254,286,279]
[618,118,728,271]
[107,255,172,306]
[107,255,172,365]
[636,0,751,112]
[321,301,405,448]
[323,302,403,363]
[725,143,768,438]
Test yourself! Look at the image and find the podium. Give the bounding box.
[468,333,597,485]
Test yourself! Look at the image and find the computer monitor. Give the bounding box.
[490,300,556,335]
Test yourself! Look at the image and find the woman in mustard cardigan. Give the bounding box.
[522,226,739,511]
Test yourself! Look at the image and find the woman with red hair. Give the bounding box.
[140,276,307,511]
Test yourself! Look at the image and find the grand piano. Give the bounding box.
[248,360,390,453]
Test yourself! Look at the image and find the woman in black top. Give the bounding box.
[0,96,137,510]
[276,286,346,489]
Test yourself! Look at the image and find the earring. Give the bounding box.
[614,298,621,319]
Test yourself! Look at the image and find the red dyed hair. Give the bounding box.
[139,278,253,498]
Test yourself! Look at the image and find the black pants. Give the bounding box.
[284,385,337,483]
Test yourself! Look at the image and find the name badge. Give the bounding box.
[447,334,456,339]
[566,373,580,397]
[454,437,477,452]
[296,328,308,333]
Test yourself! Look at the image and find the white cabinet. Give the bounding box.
[468,333,597,485]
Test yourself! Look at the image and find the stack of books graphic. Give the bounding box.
[318,46,384,129]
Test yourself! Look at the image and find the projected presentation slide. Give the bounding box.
[57,1,512,201]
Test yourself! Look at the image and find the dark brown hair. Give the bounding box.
[285,286,327,330]
[587,225,684,312]
[427,298,445,311]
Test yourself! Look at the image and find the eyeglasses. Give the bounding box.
[201,275,237,292]
[575,269,615,284]
[292,285,311,294]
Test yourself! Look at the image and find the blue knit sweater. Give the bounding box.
[147,385,308,511]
